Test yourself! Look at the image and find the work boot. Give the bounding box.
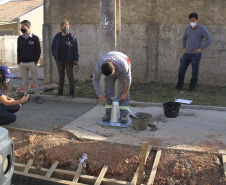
[69,89,74,98]
[36,96,42,104]
[120,115,128,124]
[102,112,110,121]
[55,89,63,97]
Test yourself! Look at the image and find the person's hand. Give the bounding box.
[194,48,201,54]
[20,94,29,104]
[74,61,78,65]
[98,95,106,101]
[120,93,127,101]
[183,48,187,53]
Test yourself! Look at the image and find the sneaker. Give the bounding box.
[55,90,63,97]
[102,112,110,121]
[36,96,42,104]
[120,115,128,124]
[69,89,74,98]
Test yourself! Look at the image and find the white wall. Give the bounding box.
[19,5,43,40]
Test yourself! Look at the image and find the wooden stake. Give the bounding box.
[131,145,152,184]
[94,165,108,185]
[136,141,148,185]
[72,163,83,182]
[23,159,33,173]
[223,155,226,179]
[45,161,59,178]
[147,150,162,185]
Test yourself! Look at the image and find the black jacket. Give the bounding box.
[51,32,79,64]
[17,33,41,64]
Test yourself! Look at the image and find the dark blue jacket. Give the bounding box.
[51,32,79,64]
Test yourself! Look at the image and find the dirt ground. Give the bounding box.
[8,128,226,184]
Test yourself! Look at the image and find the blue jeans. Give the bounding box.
[176,53,201,90]
[0,104,20,124]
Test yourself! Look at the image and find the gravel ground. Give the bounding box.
[3,100,96,132]
[3,78,96,132]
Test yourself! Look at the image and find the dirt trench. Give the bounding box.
[8,128,226,184]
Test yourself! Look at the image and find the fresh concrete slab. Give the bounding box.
[63,104,226,154]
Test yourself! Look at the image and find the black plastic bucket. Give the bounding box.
[163,102,180,118]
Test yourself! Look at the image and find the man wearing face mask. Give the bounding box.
[51,20,79,98]
[17,20,42,103]
[175,13,212,92]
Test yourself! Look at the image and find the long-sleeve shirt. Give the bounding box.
[182,25,212,53]
[93,51,132,96]
[17,33,41,64]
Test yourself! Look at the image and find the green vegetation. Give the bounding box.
[43,80,226,107]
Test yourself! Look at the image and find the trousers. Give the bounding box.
[104,73,130,115]
[56,60,74,91]
[0,104,20,124]
[19,62,40,97]
[176,53,202,90]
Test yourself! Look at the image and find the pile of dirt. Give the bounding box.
[9,129,226,184]
[151,150,225,185]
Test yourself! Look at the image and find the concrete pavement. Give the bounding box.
[62,103,226,154]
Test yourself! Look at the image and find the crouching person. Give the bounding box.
[0,65,29,124]
[93,51,132,124]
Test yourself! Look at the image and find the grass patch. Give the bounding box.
[43,80,226,107]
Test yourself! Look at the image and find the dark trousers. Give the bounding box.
[56,60,74,91]
[176,53,202,90]
[0,104,20,124]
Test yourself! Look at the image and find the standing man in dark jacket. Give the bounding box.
[51,20,79,98]
[17,20,42,103]
[175,13,212,92]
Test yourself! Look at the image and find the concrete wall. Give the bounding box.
[43,0,226,86]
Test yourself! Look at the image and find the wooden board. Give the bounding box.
[136,142,148,185]
[45,161,59,178]
[14,170,85,185]
[72,164,83,182]
[147,150,162,185]
[94,165,108,185]
[14,163,137,185]
[223,155,226,179]
[131,145,152,184]
[24,159,33,173]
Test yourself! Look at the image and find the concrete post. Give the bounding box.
[99,0,116,97]
[99,0,121,97]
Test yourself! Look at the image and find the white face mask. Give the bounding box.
[6,78,10,83]
[190,22,197,27]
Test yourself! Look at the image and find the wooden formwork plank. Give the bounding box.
[72,164,83,182]
[45,161,59,178]
[131,145,152,184]
[136,142,149,185]
[14,170,85,185]
[94,165,108,185]
[147,150,162,185]
[15,163,136,185]
[223,155,226,179]
[23,159,33,173]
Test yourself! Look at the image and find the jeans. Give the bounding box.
[56,60,74,91]
[176,53,202,90]
[0,104,20,124]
